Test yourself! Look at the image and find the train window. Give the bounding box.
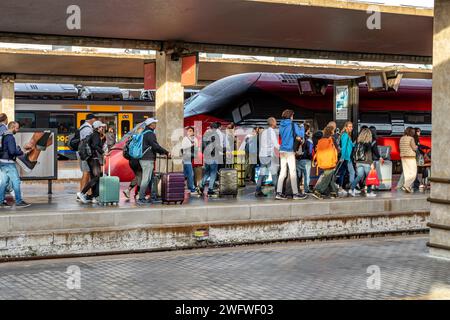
[16,112,36,128]
[360,113,390,124]
[240,103,252,118]
[49,114,76,134]
[121,120,130,136]
[232,108,242,123]
[405,113,431,124]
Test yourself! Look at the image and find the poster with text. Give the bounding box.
[335,85,349,121]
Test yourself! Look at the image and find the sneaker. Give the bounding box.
[77,192,90,204]
[196,186,204,196]
[123,189,131,199]
[91,197,99,204]
[16,154,38,173]
[330,192,338,199]
[293,193,308,200]
[207,191,218,198]
[255,191,267,198]
[338,188,348,197]
[310,191,323,200]
[349,190,357,197]
[136,199,150,206]
[275,193,288,200]
[15,201,31,208]
[366,192,377,198]
[0,201,11,209]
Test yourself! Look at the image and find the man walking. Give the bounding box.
[78,114,97,201]
[0,121,30,208]
[137,118,170,206]
[255,117,280,197]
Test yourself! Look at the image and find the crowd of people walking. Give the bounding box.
[69,109,431,206]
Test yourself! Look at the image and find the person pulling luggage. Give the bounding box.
[77,121,106,204]
[134,118,170,206]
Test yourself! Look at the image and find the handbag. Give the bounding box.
[366,168,380,186]
[417,151,425,166]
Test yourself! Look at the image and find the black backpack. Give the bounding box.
[68,129,81,151]
[122,136,132,160]
[78,135,93,161]
[353,143,366,162]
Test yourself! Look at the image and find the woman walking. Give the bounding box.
[349,128,378,197]
[399,127,418,193]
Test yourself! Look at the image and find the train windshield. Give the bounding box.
[119,121,146,142]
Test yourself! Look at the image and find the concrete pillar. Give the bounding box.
[428,0,450,259]
[155,51,184,171]
[0,75,15,122]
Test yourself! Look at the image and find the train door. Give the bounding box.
[77,113,89,127]
[118,113,133,140]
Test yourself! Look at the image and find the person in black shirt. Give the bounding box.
[137,118,170,205]
[77,121,106,204]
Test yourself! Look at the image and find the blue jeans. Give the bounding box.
[337,160,356,188]
[200,162,218,193]
[351,163,372,193]
[183,163,196,192]
[0,163,23,203]
[296,159,312,193]
[256,156,279,192]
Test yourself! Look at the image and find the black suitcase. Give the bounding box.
[219,168,238,197]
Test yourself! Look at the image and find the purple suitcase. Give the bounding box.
[158,157,185,205]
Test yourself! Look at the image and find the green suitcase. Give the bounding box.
[99,156,120,206]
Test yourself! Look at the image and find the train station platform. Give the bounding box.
[0,181,430,260]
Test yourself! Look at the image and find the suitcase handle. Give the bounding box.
[104,154,111,176]
[156,155,174,174]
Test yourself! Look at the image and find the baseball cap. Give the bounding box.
[144,118,159,126]
[93,121,107,129]
[86,113,96,120]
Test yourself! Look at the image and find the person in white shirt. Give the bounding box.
[255,117,280,197]
[181,126,198,193]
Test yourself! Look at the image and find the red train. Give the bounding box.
[110,73,432,181]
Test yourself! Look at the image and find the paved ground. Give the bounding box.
[7,176,427,215]
[0,236,448,300]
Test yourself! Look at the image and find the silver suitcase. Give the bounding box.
[375,160,393,191]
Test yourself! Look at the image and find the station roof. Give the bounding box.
[0,0,433,64]
[0,49,431,88]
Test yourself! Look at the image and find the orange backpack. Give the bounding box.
[314,137,338,172]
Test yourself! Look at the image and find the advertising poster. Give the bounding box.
[335,85,349,121]
[14,129,58,180]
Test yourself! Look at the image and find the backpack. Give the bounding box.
[78,134,92,161]
[122,136,132,160]
[353,143,366,162]
[0,132,5,154]
[314,137,337,171]
[128,130,151,160]
[69,123,89,151]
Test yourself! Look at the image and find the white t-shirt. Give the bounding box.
[79,122,93,140]
[259,127,280,158]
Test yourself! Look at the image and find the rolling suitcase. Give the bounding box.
[219,168,238,197]
[159,157,185,205]
[99,156,120,205]
[375,160,393,191]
